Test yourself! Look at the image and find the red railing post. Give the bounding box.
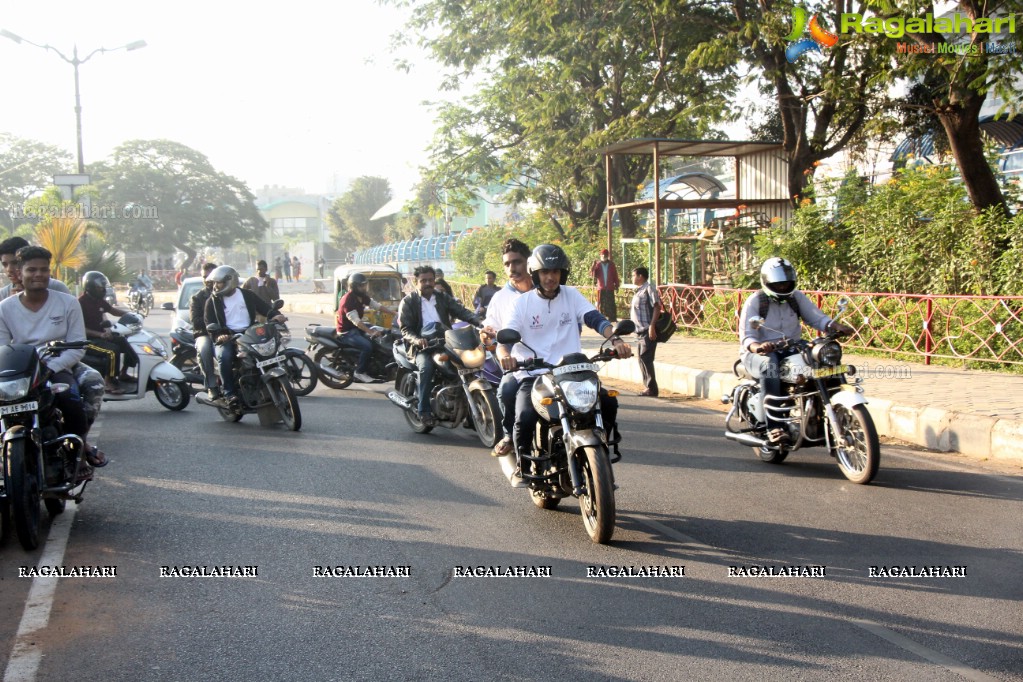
[924,297,933,365]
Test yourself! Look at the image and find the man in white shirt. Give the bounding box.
[481,238,532,456]
[0,236,71,301]
[498,245,631,480]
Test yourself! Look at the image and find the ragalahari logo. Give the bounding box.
[786,6,839,62]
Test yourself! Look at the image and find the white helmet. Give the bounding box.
[760,257,797,299]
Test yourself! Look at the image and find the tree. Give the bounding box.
[91,140,267,267]
[702,0,892,204]
[328,176,393,248]
[880,0,1022,216]
[392,0,735,237]
[34,216,87,284]
[0,133,73,233]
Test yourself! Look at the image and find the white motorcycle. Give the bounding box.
[84,313,191,411]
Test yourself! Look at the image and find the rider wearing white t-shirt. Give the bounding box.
[498,245,631,479]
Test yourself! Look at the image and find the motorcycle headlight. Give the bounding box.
[0,377,31,401]
[562,379,599,412]
[455,347,485,369]
[813,341,843,367]
[251,339,277,356]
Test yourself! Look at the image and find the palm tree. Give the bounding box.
[34,216,86,284]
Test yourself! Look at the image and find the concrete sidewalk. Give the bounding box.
[156,280,1023,465]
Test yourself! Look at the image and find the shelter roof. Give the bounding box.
[599,138,784,157]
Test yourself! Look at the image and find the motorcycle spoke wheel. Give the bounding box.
[399,373,432,433]
[5,439,42,550]
[218,405,243,422]
[155,381,191,411]
[577,446,616,544]
[469,390,502,448]
[754,443,788,464]
[285,353,318,396]
[314,347,353,389]
[831,404,880,484]
[269,378,302,431]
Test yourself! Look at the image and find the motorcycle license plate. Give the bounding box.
[812,364,848,378]
[256,355,285,369]
[457,368,476,375]
[0,401,37,415]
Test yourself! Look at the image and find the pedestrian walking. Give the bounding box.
[282,251,292,283]
[317,256,326,279]
[274,256,283,281]
[629,266,660,397]
[292,256,302,282]
[589,248,620,321]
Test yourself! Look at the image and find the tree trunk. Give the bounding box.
[936,96,1009,216]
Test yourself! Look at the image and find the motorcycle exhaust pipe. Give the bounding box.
[387,391,413,410]
[318,364,348,381]
[724,431,768,448]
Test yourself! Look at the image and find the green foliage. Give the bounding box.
[328,176,393,249]
[0,133,73,233]
[758,166,1023,296]
[91,139,266,267]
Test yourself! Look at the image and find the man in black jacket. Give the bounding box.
[203,265,286,405]
[398,265,480,426]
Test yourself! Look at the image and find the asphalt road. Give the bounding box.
[1,310,1021,681]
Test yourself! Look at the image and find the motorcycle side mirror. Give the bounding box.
[836,297,850,316]
[613,320,636,336]
[161,302,174,310]
[748,316,765,330]
[496,329,521,345]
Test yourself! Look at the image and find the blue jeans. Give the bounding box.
[742,350,794,429]
[414,352,436,416]
[196,335,216,390]
[342,330,374,373]
[215,341,238,396]
[498,373,520,441]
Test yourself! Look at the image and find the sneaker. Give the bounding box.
[419,413,437,427]
[354,372,375,383]
[208,387,223,401]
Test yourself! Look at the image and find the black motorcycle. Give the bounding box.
[127,285,154,317]
[171,324,317,397]
[0,341,92,550]
[494,321,634,544]
[386,323,502,448]
[304,324,398,389]
[196,313,302,431]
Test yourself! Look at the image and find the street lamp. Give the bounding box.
[0,29,146,173]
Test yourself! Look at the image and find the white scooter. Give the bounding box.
[85,313,191,411]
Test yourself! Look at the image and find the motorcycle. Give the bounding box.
[304,323,399,389]
[722,297,880,484]
[82,313,191,411]
[386,323,502,448]
[493,321,634,545]
[127,285,154,317]
[196,308,302,431]
[0,340,93,550]
[171,324,317,397]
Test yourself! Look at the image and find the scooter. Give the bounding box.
[82,313,191,411]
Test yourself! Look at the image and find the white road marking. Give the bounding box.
[850,619,1002,682]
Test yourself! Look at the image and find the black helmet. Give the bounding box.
[82,271,109,300]
[348,272,368,289]
[206,265,239,298]
[527,244,570,288]
[760,257,797,299]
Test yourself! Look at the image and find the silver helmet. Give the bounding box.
[206,265,240,298]
[760,257,797,299]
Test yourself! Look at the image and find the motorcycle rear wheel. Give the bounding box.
[5,439,42,551]
[578,445,616,544]
[469,389,502,448]
[268,377,302,431]
[398,373,433,434]
[314,347,354,389]
[832,404,880,484]
[155,380,191,411]
[285,352,318,396]
[755,444,788,464]
[531,489,561,510]
[218,405,243,422]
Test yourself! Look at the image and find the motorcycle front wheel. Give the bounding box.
[155,380,191,411]
[831,404,880,484]
[577,445,616,544]
[5,439,42,551]
[268,377,302,431]
[284,352,318,396]
[469,389,502,448]
[398,373,432,434]
[138,296,152,317]
[314,347,354,390]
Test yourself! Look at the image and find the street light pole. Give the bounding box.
[0,30,146,173]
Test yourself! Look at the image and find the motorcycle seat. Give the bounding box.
[308,326,337,340]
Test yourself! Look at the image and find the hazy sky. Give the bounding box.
[0,0,447,198]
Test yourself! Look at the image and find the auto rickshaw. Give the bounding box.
[332,265,404,328]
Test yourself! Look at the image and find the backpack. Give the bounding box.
[644,287,676,343]
[756,291,802,322]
